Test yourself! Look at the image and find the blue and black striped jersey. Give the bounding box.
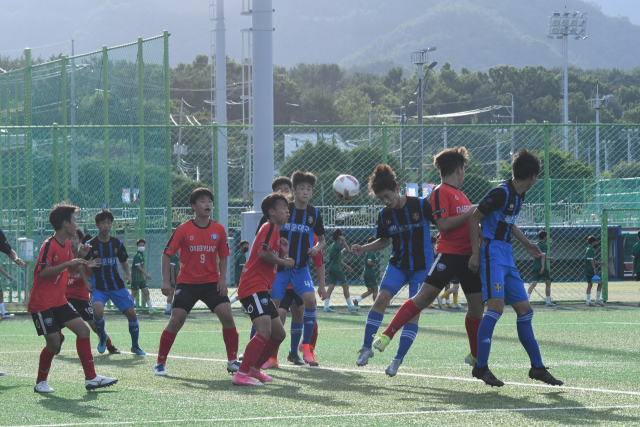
[376,196,435,271]
[280,202,325,269]
[85,236,129,291]
[477,179,524,243]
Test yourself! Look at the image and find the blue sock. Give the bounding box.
[363,310,384,349]
[250,325,256,340]
[302,308,316,344]
[128,317,140,348]
[476,310,502,368]
[93,316,107,340]
[395,322,419,362]
[516,310,543,368]
[290,322,303,354]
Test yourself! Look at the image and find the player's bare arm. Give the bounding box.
[351,238,390,256]
[316,264,326,300]
[136,264,152,281]
[39,258,87,279]
[217,256,228,297]
[512,225,542,258]
[121,262,132,284]
[258,247,294,269]
[161,253,172,296]
[7,249,24,267]
[340,236,351,254]
[0,265,12,281]
[435,205,477,232]
[468,207,484,273]
[308,235,325,257]
[539,252,546,274]
[77,243,91,259]
[341,260,353,273]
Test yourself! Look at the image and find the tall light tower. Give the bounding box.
[411,46,436,187]
[547,9,587,150]
[588,82,614,210]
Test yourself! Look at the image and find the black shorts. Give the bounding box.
[279,288,303,312]
[31,303,80,336]
[426,253,482,295]
[67,298,93,322]
[636,273,640,282]
[173,283,230,314]
[240,291,279,321]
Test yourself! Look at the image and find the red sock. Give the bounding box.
[465,315,482,358]
[382,299,421,339]
[222,327,239,361]
[270,343,281,359]
[58,330,64,340]
[76,337,97,380]
[106,336,113,348]
[36,348,55,383]
[255,337,284,370]
[310,322,319,348]
[157,330,177,365]
[238,334,267,374]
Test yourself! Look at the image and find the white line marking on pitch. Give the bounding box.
[4,405,640,427]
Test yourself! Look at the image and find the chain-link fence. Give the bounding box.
[0,123,639,309]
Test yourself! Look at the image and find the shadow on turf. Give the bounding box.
[36,392,116,419]
[56,354,146,368]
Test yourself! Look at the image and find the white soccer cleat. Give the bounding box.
[154,364,168,376]
[1,313,14,320]
[85,375,118,391]
[34,381,54,393]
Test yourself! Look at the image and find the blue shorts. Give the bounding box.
[379,264,428,298]
[479,240,528,305]
[270,267,315,301]
[90,287,135,313]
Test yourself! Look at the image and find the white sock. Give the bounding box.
[445,298,451,304]
[166,303,171,311]
[346,297,353,308]
[324,298,331,309]
[586,294,591,303]
[546,296,551,304]
[229,296,238,304]
[355,296,362,303]
[596,291,601,302]
[0,303,5,316]
[146,300,154,310]
[527,293,532,300]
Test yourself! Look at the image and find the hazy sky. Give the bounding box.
[594,0,639,24]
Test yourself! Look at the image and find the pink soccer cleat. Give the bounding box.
[250,368,273,383]
[232,372,263,386]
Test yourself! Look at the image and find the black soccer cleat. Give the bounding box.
[287,352,305,366]
[472,364,504,387]
[529,364,563,386]
[56,334,65,355]
[107,346,121,355]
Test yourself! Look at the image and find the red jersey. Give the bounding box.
[66,265,90,301]
[28,236,73,313]
[164,219,230,284]
[287,235,322,290]
[238,221,282,299]
[431,183,473,255]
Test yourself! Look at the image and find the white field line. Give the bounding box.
[4,405,640,427]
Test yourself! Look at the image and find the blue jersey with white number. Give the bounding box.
[280,202,325,269]
[478,179,524,243]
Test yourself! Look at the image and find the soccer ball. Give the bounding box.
[333,175,359,200]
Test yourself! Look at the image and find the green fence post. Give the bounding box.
[137,37,146,237]
[61,56,69,200]
[53,123,59,201]
[543,121,551,271]
[102,45,109,209]
[213,123,219,222]
[163,30,172,237]
[601,209,609,301]
[24,47,33,303]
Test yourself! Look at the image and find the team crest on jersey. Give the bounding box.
[385,220,392,225]
[211,234,218,242]
[454,195,459,200]
[190,236,194,241]
[493,283,502,292]
[437,263,446,271]
[260,298,269,306]
[307,216,314,225]
[44,318,53,327]
[54,256,58,261]
[411,212,420,221]
[174,289,182,296]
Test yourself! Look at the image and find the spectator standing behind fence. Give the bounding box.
[353,236,379,307]
[131,239,158,314]
[585,236,606,307]
[235,240,249,287]
[633,231,640,306]
[166,250,180,315]
[527,231,556,307]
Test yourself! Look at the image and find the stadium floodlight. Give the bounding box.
[548,7,587,151]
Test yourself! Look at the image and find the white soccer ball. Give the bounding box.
[333,175,359,200]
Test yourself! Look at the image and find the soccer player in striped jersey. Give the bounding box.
[233,193,294,386]
[86,210,146,356]
[351,164,435,373]
[371,147,485,373]
[468,149,563,387]
[29,203,117,393]
[156,188,239,376]
[270,171,327,366]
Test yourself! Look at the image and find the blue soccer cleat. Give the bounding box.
[97,335,108,354]
[131,346,146,356]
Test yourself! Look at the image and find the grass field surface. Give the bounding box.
[2,303,640,426]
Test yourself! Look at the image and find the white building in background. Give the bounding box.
[283,132,354,158]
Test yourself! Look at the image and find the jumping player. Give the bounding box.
[233,193,293,386]
[270,171,327,366]
[28,203,117,393]
[371,147,484,373]
[156,188,239,376]
[351,164,435,374]
[468,148,563,387]
[353,237,380,306]
[527,231,556,306]
[324,228,359,312]
[86,210,146,356]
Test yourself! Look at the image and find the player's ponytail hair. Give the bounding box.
[433,146,469,177]
[369,164,398,196]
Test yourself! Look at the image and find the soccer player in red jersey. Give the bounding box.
[156,188,240,376]
[59,230,120,355]
[371,147,485,371]
[28,203,117,393]
[232,193,294,386]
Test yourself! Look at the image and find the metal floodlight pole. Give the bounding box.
[589,81,614,212]
[368,101,374,145]
[215,0,228,229]
[412,46,436,188]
